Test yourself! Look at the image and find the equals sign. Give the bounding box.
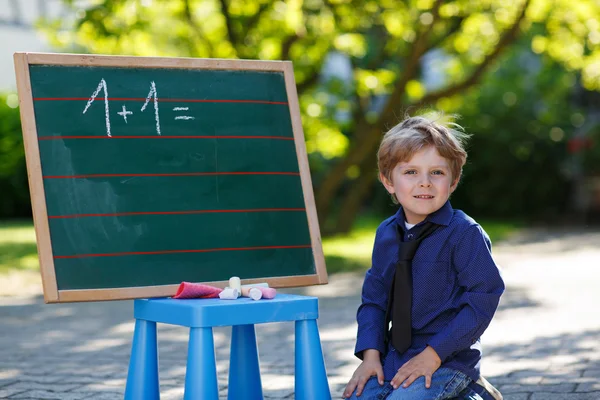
[173,107,194,120]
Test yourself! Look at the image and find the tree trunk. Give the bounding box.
[315,120,378,224]
[315,115,398,227]
[332,168,378,234]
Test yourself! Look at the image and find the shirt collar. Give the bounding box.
[388,200,454,227]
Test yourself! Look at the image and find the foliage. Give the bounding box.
[35,0,600,232]
[0,94,30,219]
[0,219,38,274]
[433,40,598,220]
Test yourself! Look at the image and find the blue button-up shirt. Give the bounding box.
[354,200,505,381]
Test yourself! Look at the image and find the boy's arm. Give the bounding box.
[354,222,396,359]
[427,224,505,362]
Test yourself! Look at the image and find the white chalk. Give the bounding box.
[248,287,262,300]
[229,277,241,297]
[241,286,263,300]
[241,283,269,288]
[219,287,239,300]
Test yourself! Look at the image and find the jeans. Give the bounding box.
[345,367,471,400]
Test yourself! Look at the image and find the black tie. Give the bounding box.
[385,221,439,353]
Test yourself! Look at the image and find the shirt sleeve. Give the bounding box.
[354,223,397,360]
[427,224,505,362]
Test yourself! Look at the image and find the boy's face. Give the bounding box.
[381,146,458,225]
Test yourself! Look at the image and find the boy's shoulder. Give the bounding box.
[373,215,397,240]
[450,208,478,228]
[448,208,491,243]
[378,214,397,229]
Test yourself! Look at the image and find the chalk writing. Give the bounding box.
[173,106,195,121]
[82,80,201,135]
[82,78,111,137]
[117,105,133,123]
[141,81,161,135]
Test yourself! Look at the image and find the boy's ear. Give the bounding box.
[379,172,395,194]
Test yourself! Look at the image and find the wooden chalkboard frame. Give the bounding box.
[14,52,327,303]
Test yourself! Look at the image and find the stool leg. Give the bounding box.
[184,327,219,400]
[228,324,263,400]
[295,319,331,400]
[124,319,160,400]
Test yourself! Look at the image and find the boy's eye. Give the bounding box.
[404,170,417,175]
[431,170,444,175]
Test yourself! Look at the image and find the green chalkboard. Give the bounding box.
[15,53,326,303]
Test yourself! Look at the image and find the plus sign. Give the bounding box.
[117,105,133,123]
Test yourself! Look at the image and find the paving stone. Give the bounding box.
[8,390,91,399]
[3,375,68,384]
[575,382,600,392]
[500,383,577,394]
[531,394,600,400]
[78,393,121,400]
[0,382,83,392]
[503,394,531,400]
[582,369,600,378]
[0,388,27,398]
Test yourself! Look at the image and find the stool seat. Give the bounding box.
[125,293,331,400]
[134,293,319,327]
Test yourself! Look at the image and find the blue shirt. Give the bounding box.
[354,200,505,382]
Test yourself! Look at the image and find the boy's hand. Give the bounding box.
[342,350,384,398]
[391,346,441,390]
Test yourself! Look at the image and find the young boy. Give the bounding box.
[343,115,505,400]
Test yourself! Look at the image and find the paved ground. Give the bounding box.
[1,228,600,399]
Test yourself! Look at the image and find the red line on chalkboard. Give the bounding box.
[43,171,300,179]
[33,97,288,105]
[38,135,294,140]
[48,208,306,219]
[53,244,312,259]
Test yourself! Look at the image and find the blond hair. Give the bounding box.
[378,114,469,200]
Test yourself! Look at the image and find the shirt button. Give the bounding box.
[408,234,414,239]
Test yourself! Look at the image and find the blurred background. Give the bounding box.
[1,1,600,399]
[0,0,599,279]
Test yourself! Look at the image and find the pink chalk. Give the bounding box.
[257,287,277,299]
[173,282,223,299]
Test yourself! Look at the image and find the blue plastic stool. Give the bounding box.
[124,293,331,400]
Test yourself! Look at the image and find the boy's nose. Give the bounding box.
[419,178,432,187]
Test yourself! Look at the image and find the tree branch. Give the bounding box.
[281,33,300,60]
[218,0,237,46]
[378,0,444,125]
[296,70,320,95]
[366,25,391,70]
[417,0,530,106]
[182,0,214,57]
[427,16,466,51]
[348,57,367,128]
[243,2,270,37]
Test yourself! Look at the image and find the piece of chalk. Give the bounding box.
[241,282,269,288]
[219,287,239,300]
[248,287,263,300]
[257,287,277,299]
[229,276,242,297]
[241,286,263,300]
